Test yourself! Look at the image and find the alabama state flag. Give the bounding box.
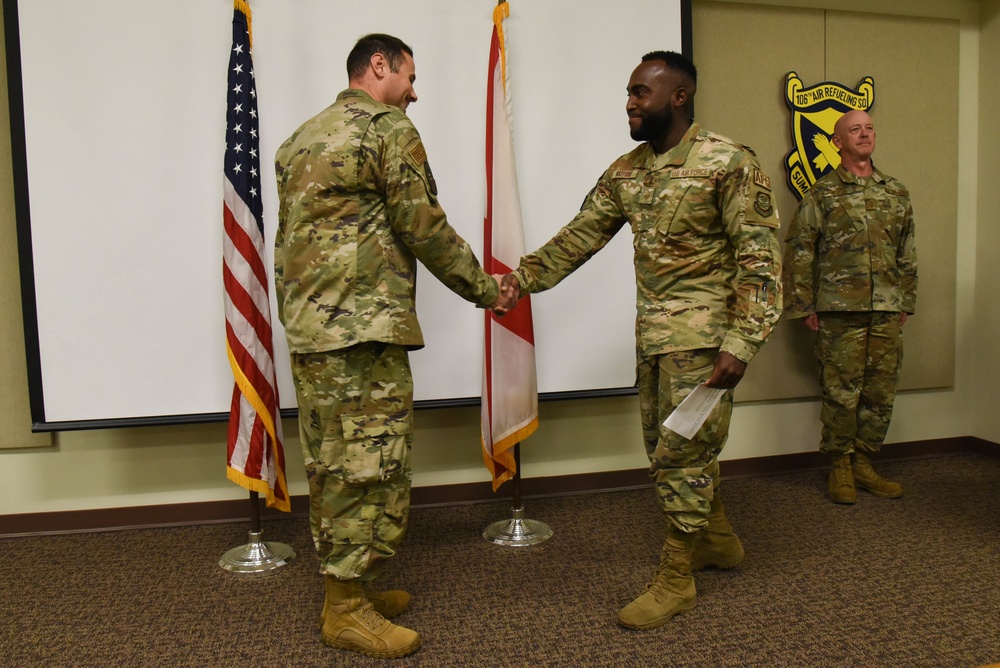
[481,1,538,491]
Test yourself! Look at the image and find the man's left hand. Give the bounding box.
[705,351,747,390]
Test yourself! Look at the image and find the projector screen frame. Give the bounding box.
[4,0,692,432]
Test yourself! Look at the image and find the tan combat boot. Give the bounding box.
[853,452,903,499]
[828,454,856,504]
[321,578,420,659]
[617,527,697,630]
[320,575,410,627]
[692,493,744,571]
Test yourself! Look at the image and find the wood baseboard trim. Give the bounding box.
[2,436,996,537]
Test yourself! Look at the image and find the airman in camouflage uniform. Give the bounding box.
[782,109,917,505]
[274,34,507,659]
[504,51,782,632]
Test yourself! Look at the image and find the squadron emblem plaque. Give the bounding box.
[783,72,875,199]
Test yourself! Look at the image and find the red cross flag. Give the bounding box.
[481,1,539,491]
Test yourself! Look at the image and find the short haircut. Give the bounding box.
[641,50,697,84]
[346,33,414,81]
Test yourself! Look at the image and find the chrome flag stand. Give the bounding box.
[483,443,553,547]
[220,491,296,576]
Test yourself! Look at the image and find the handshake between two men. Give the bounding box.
[490,273,521,316]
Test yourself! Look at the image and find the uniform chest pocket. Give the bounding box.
[652,184,690,236]
[657,176,720,238]
[825,195,868,236]
[868,195,903,246]
[618,176,661,233]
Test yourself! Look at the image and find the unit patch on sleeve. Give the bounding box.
[754,192,774,217]
[424,162,438,196]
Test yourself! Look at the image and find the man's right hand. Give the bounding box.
[491,273,521,315]
[801,313,819,332]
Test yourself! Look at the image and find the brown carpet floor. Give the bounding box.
[1,452,999,667]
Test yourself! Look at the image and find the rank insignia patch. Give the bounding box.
[783,72,875,200]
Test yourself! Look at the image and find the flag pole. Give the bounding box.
[483,443,553,546]
[219,491,296,576]
[480,0,550,547]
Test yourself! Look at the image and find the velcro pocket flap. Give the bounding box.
[342,410,412,440]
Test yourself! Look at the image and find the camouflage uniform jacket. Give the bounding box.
[512,123,782,363]
[782,164,917,318]
[274,89,498,353]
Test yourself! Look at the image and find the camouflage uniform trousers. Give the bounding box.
[815,311,902,457]
[638,347,731,533]
[290,342,413,581]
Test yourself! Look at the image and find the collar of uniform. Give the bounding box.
[337,88,396,115]
[337,88,382,104]
[833,161,886,186]
[870,164,887,183]
[338,88,374,103]
[639,121,700,171]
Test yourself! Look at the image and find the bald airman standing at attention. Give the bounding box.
[782,109,918,505]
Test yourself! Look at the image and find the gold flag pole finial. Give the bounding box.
[234,0,253,49]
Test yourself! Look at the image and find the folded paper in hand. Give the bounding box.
[663,383,727,439]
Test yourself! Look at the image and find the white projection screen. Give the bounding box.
[6,0,687,429]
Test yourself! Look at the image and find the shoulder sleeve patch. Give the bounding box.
[407,139,427,166]
[753,169,771,191]
[753,192,774,217]
[398,131,437,196]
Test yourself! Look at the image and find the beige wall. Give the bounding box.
[0,0,992,517]
[975,0,1000,442]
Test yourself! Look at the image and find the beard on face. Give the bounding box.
[630,105,672,142]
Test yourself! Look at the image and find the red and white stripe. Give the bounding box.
[224,179,289,512]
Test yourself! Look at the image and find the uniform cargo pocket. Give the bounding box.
[340,410,412,485]
[325,517,374,546]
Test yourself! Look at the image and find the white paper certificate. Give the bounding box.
[663,384,727,439]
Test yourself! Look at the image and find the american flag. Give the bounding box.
[481,1,538,490]
[222,0,289,512]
